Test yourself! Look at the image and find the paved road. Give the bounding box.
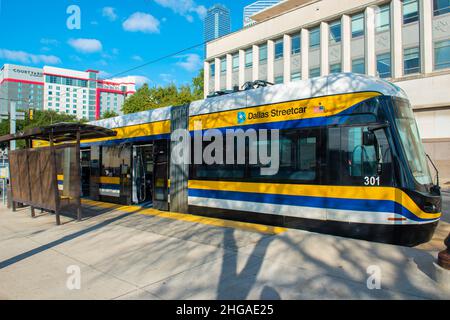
[0,199,449,300]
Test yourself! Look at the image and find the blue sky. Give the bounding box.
[0,0,253,87]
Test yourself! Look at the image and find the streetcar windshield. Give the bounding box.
[393,99,433,185]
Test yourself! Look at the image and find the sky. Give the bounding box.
[0,0,254,87]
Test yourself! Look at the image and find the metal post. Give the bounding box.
[10,101,16,151]
[1,178,5,205]
[25,139,35,218]
[50,132,61,226]
[76,130,82,222]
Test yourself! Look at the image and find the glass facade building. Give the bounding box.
[204,4,231,44]
[243,0,282,27]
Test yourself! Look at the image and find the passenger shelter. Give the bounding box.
[0,123,116,225]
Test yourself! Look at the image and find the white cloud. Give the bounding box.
[102,7,118,21]
[68,38,103,53]
[123,12,160,33]
[70,55,82,62]
[154,0,207,21]
[133,76,151,87]
[160,73,175,83]
[132,55,143,61]
[110,75,150,87]
[98,70,111,78]
[0,48,61,65]
[40,38,59,46]
[176,53,202,72]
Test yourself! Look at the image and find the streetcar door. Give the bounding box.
[80,149,91,197]
[132,144,154,206]
[153,140,169,211]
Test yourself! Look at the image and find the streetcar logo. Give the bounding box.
[237,112,246,124]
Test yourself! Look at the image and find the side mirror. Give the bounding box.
[363,131,376,146]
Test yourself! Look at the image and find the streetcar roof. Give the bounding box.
[91,73,407,129]
[189,73,407,116]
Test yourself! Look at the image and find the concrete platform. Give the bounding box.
[0,199,449,300]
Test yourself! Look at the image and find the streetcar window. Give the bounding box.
[393,99,432,185]
[248,129,319,182]
[344,127,377,178]
[101,146,131,177]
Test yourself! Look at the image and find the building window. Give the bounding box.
[309,27,320,49]
[376,4,391,32]
[274,75,284,84]
[434,40,450,70]
[352,58,365,74]
[330,63,342,73]
[220,58,227,74]
[404,47,421,74]
[377,53,392,78]
[403,0,419,24]
[291,35,301,54]
[352,13,364,38]
[434,0,450,16]
[329,20,341,43]
[210,63,215,77]
[245,49,253,68]
[232,53,239,70]
[275,39,284,59]
[309,67,321,78]
[260,44,268,62]
[291,72,301,81]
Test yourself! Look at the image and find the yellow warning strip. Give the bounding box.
[81,199,287,235]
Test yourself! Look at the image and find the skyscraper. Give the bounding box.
[243,0,282,27]
[204,4,231,44]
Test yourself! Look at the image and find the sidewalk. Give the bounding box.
[0,201,449,300]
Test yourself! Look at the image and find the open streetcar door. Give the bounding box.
[153,139,169,211]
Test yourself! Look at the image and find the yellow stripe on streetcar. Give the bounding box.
[188,180,441,221]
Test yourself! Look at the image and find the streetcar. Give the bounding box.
[78,73,442,246]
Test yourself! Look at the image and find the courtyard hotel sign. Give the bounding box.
[11,67,43,78]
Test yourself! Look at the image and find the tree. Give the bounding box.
[0,109,80,148]
[101,110,119,119]
[121,83,153,114]
[121,69,205,114]
[191,69,204,100]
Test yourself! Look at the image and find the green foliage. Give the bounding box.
[0,109,80,148]
[101,110,119,119]
[122,69,204,114]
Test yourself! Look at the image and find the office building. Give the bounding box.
[204,0,450,183]
[204,4,231,44]
[244,0,282,26]
[0,64,136,120]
